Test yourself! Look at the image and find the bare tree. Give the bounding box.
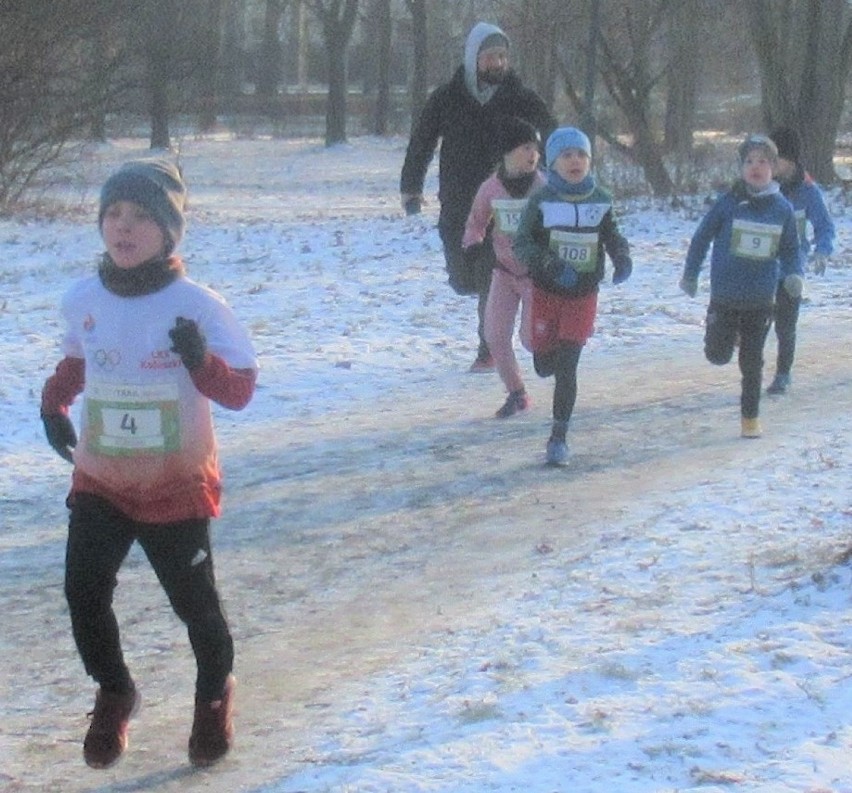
[257,0,287,99]
[369,0,393,135]
[309,0,360,145]
[405,0,428,129]
[0,1,116,205]
[747,0,852,183]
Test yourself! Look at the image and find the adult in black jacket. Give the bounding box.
[400,21,555,370]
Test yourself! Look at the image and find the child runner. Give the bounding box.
[679,134,802,437]
[515,127,632,465]
[765,126,835,394]
[40,160,257,769]
[462,115,546,418]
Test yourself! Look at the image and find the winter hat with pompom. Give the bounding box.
[99,160,187,254]
[545,127,592,169]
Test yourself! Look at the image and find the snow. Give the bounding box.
[1,135,851,792]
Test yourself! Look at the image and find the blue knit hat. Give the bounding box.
[99,160,187,254]
[545,127,592,168]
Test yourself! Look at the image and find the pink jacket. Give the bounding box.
[463,171,546,278]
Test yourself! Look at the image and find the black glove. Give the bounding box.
[169,317,207,371]
[42,412,77,463]
[462,242,486,268]
[612,257,632,284]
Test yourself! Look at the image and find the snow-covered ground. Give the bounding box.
[1,135,851,792]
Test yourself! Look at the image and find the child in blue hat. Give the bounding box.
[515,126,632,465]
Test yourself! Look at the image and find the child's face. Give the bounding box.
[503,142,540,176]
[101,200,167,269]
[741,151,774,191]
[552,148,591,183]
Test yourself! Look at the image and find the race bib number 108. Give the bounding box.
[86,382,180,456]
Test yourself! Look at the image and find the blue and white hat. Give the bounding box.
[545,127,592,168]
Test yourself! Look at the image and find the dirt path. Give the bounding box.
[4,312,851,792]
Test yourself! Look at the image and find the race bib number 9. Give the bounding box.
[549,230,599,273]
[86,381,180,456]
[731,219,781,261]
[491,199,528,236]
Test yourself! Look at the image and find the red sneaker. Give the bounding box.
[83,687,140,769]
[188,675,235,767]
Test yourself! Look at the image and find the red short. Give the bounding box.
[529,286,597,353]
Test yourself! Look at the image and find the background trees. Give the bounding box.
[2,0,851,207]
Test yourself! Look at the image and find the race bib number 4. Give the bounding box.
[491,199,528,236]
[86,382,180,456]
[731,219,781,261]
[549,230,599,273]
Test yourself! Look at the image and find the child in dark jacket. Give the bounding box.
[515,127,632,465]
[680,134,802,438]
[765,126,836,394]
[40,160,257,769]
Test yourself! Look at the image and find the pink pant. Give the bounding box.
[484,268,533,393]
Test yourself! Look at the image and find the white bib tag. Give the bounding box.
[86,381,181,456]
[549,230,599,273]
[731,219,781,261]
[491,199,528,236]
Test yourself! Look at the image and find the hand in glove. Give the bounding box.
[169,317,207,371]
[783,273,804,299]
[679,275,698,298]
[462,242,486,268]
[811,253,828,276]
[42,412,77,463]
[612,257,632,285]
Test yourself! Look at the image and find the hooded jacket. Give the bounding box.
[400,23,555,232]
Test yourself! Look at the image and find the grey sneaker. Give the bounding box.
[83,687,140,769]
[188,675,235,767]
[545,438,569,466]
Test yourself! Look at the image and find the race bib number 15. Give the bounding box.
[86,382,180,456]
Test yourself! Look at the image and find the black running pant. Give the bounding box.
[65,493,233,701]
[704,302,773,419]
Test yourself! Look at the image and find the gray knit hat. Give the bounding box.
[737,134,778,164]
[99,160,187,253]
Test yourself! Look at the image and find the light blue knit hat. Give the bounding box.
[545,127,592,168]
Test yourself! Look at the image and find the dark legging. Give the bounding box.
[65,492,234,701]
[703,302,773,419]
[533,341,584,427]
[772,280,800,376]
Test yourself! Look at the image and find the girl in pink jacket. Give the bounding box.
[462,116,546,417]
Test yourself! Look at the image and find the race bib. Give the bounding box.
[549,230,599,273]
[86,381,180,456]
[794,209,806,242]
[491,199,528,236]
[731,219,781,261]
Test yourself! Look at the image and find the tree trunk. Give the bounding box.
[407,0,427,131]
[747,0,852,183]
[663,0,699,158]
[257,0,285,99]
[312,0,359,146]
[197,0,224,132]
[145,0,179,150]
[371,0,391,135]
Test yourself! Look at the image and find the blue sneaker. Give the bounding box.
[545,438,569,466]
[766,373,790,395]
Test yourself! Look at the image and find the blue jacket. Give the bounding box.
[778,166,835,256]
[684,181,802,309]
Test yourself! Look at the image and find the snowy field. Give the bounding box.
[0,135,851,792]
